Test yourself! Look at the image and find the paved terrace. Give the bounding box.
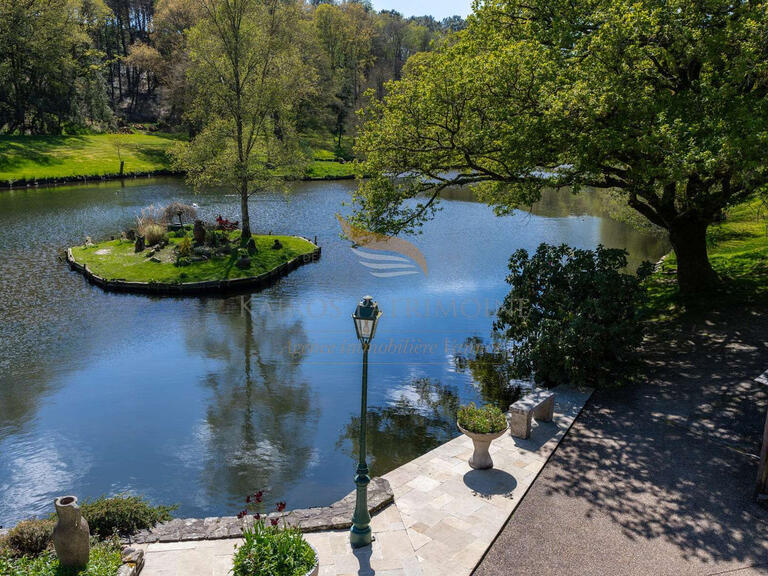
[136,385,592,576]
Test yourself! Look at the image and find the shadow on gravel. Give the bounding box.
[475,306,768,574]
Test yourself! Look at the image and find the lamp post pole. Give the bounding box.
[350,340,372,548]
[350,295,380,548]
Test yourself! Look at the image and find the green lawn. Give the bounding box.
[645,199,768,320]
[0,133,182,182]
[0,132,357,183]
[70,233,316,284]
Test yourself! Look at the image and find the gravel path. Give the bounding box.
[474,306,768,576]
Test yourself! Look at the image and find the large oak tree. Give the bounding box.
[354,0,768,295]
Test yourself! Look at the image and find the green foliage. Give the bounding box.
[457,402,507,434]
[496,244,652,388]
[354,0,768,294]
[176,236,193,257]
[0,538,122,576]
[0,0,112,134]
[3,519,54,557]
[77,495,175,538]
[232,521,316,576]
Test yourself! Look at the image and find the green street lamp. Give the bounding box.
[350,295,382,548]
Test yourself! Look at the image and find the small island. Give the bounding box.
[67,205,320,295]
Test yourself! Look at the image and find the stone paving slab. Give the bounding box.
[138,385,592,576]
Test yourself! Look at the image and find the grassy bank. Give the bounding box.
[70,232,316,284]
[0,132,355,184]
[645,199,768,320]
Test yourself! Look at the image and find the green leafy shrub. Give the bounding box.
[175,256,192,267]
[174,229,188,238]
[177,236,193,258]
[457,403,507,434]
[232,522,315,576]
[232,494,315,576]
[496,243,652,388]
[78,495,175,538]
[3,519,54,557]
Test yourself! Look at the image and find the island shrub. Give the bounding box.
[177,236,193,258]
[457,403,507,434]
[161,202,197,225]
[232,494,315,576]
[3,519,54,557]
[77,495,176,538]
[495,243,652,388]
[141,224,167,246]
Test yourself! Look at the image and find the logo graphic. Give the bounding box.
[337,214,428,278]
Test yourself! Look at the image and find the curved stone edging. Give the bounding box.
[128,476,393,544]
[66,238,321,296]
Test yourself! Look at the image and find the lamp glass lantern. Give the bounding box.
[352,295,381,345]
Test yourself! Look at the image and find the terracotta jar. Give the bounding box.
[53,495,90,568]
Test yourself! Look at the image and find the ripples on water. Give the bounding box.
[0,178,668,524]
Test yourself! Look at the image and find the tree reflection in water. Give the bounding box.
[337,378,460,475]
[184,295,319,506]
[454,336,524,410]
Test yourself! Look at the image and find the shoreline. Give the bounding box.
[66,237,322,296]
[0,170,356,191]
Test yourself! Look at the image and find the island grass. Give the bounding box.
[0,132,356,183]
[70,233,316,284]
[0,540,122,576]
[644,199,768,321]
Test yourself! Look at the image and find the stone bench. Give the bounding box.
[507,390,555,439]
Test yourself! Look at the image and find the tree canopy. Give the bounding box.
[354,0,768,294]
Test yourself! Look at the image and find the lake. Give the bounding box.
[0,177,668,525]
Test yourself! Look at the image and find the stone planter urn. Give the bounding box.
[53,496,90,568]
[457,422,509,470]
[305,543,320,576]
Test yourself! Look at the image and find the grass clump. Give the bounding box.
[78,495,176,538]
[457,403,508,434]
[0,539,122,576]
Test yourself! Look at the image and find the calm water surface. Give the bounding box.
[0,178,667,525]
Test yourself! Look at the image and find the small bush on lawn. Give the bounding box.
[457,403,507,434]
[495,243,652,388]
[78,495,175,538]
[3,519,54,557]
[0,537,122,576]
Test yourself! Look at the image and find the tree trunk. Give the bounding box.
[668,218,719,296]
[240,181,251,242]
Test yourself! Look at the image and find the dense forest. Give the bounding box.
[0,0,463,147]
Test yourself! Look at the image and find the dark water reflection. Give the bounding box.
[0,178,668,524]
